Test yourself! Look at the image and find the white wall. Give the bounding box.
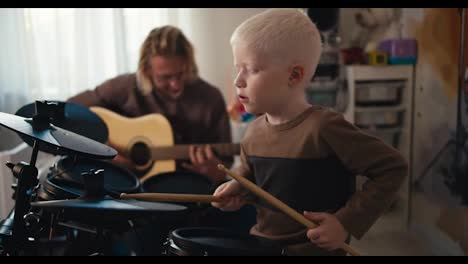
[185,8,268,104]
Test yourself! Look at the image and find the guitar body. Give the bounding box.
[90,106,176,182]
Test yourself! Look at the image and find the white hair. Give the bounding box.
[230,8,322,81]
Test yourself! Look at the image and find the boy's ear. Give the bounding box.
[289,65,305,86]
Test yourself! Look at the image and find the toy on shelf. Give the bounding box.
[228,97,255,123]
[341,47,366,65]
[378,39,417,65]
[366,50,388,65]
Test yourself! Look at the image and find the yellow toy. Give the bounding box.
[366,51,388,65]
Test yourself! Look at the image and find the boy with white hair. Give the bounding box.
[212,8,408,256]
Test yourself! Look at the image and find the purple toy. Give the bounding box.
[378,39,417,64]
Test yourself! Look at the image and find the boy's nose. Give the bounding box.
[234,77,246,89]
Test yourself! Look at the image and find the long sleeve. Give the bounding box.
[67,74,134,111]
[234,144,253,181]
[231,144,258,203]
[319,111,408,239]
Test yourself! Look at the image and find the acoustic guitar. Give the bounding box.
[90,106,240,182]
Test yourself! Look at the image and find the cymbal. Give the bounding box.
[15,101,108,144]
[30,197,187,217]
[0,112,117,159]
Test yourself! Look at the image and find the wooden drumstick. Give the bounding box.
[217,164,361,256]
[120,193,223,204]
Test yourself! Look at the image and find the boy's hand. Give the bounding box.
[304,211,349,251]
[211,180,247,211]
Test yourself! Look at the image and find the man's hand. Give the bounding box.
[111,153,136,170]
[304,211,349,251]
[182,145,227,184]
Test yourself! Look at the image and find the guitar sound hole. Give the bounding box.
[130,142,151,166]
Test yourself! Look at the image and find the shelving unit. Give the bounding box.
[344,65,414,231]
[305,80,340,109]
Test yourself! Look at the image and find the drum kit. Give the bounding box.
[0,100,263,256]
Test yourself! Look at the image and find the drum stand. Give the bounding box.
[1,105,72,255]
[454,8,468,205]
[1,139,42,256]
[0,101,120,256]
[0,132,103,256]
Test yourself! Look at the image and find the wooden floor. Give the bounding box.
[349,204,432,256]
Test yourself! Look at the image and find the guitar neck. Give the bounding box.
[150,143,240,160]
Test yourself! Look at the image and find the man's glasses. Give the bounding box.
[153,71,185,84]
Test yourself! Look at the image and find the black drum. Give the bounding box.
[143,171,257,233]
[38,156,141,201]
[142,171,214,195]
[142,171,214,207]
[33,157,143,256]
[164,227,283,256]
[83,171,214,256]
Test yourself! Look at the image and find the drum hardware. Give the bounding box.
[15,100,109,149]
[1,101,117,160]
[31,166,187,256]
[31,167,187,221]
[39,156,142,205]
[0,209,15,256]
[0,208,15,237]
[58,218,112,256]
[164,227,283,256]
[30,196,187,221]
[0,100,117,255]
[10,183,17,200]
[23,212,43,237]
[4,159,39,255]
[48,212,58,240]
[0,244,5,256]
[59,221,99,235]
[162,237,185,256]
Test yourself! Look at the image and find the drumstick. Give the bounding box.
[217,164,361,257]
[120,193,223,203]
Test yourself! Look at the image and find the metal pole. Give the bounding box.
[455,8,465,175]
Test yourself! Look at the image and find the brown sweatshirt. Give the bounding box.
[236,105,407,255]
[67,73,233,171]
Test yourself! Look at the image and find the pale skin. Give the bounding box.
[111,55,227,185]
[212,42,349,251]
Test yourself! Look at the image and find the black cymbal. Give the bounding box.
[15,101,108,144]
[30,198,187,216]
[31,198,188,232]
[0,112,117,159]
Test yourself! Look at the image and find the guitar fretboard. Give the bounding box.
[150,143,240,160]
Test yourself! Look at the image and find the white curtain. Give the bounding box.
[0,8,267,114]
[0,8,195,113]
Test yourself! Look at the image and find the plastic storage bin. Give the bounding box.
[355,81,405,106]
[355,107,405,128]
[378,39,417,65]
